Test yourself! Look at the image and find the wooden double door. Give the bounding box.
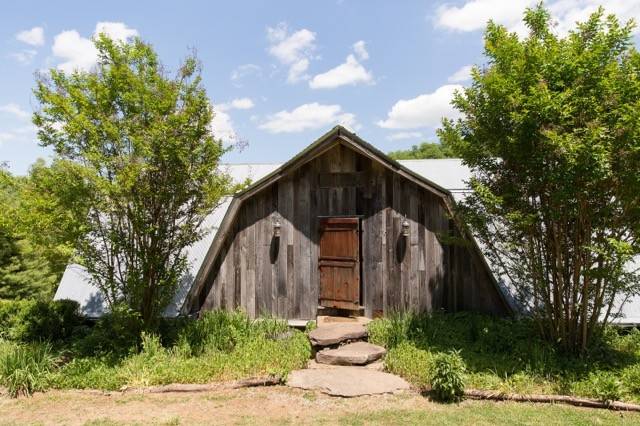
[318,217,361,310]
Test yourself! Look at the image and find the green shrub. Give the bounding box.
[591,373,623,403]
[0,299,83,343]
[430,351,466,403]
[623,364,640,395]
[74,304,142,357]
[0,300,26,338]
[0,340,56,397]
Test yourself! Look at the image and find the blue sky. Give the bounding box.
[2,0,639,174]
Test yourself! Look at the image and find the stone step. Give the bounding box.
[287,366,410,397]
[307,358,385,372]
[308,323,367,347]
[316,342,386,366]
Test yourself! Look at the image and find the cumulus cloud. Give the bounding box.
[448,65,473,83]
[0,103,30,120]
[266,22,316,83]
[16,26,44,46]
[259,103,356,134]
[435,0,640,36]
[52,22,138,72]
[211,107,238,143]
[94,22,139,42]
[309,41,373,89]
[377,84,462,129]
[229,98,255,110]
[218,98,255,111]
[387,131,423,141]
[353,40,369,60]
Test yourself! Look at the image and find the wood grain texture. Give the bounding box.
[195,141,510,319]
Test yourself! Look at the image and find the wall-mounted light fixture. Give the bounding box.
[273,216,282,238]
[401,217,410,238]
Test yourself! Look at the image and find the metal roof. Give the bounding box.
[54,157,471,317]
[54,130,640,324]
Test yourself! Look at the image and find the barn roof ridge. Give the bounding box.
[181,125,517,315]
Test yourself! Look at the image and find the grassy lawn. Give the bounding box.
[368,312,640,404]
[0,387,638,425]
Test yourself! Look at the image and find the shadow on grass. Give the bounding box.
[370,311,640,383]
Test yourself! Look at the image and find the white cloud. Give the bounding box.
[94,22,139,42]
[353,40,369,60]
[230,98,254,110]
[435,0,640,36]
[16,26,44,46]
[218,98,255,111]
[266,22,316,83]
[52,30,97,72]
[211,107,237,143]
[0,103,30,120]
[309,55,373,89]
[377,84,462,129]
[435,0,532,33]
[448,65,473,83]
[259,103,356,134]
[230,64,261,87]
[52,22,138,72]
[10,49,38,65]
[387,131,423,141]
[287,58,310,83]
[309,41,373,90]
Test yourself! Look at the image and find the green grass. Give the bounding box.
[0,339,56,397]
[368,312,640,403]
[328,403,639,426]
[2,310,311,395]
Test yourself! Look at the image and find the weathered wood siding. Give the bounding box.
[197,142,508,319]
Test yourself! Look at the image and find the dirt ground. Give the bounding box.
[1,386,639,425]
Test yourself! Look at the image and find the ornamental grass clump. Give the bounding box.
[0,340,56,397]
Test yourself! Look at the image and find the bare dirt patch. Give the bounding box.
[1,386,638,425]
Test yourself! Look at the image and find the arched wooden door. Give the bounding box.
[318,217,360,310]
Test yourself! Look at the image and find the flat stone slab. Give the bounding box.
[287,367,410,397]
[316,342,386,366]
[308,323,367,346]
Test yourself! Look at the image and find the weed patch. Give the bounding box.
[371,312,640,403]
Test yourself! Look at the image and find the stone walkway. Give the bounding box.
[287,367,410,397]
[286,317,410,397]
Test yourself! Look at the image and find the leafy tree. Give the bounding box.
[388,140,456,160]
[440,5,640,352]
[33,35,235,326]
[13,159,92,273]
[0,167,59,299]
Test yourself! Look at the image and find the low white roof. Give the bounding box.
[54,158,640,324]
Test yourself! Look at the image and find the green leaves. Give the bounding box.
[439,4,640,352]
[431,350,466,403]
[32,35,235,326]
[388,140,457,160]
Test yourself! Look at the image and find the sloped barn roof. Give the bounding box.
[54,127,640,324]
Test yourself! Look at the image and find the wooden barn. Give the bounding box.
[55,126,514,321]
[183,126,512,319]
